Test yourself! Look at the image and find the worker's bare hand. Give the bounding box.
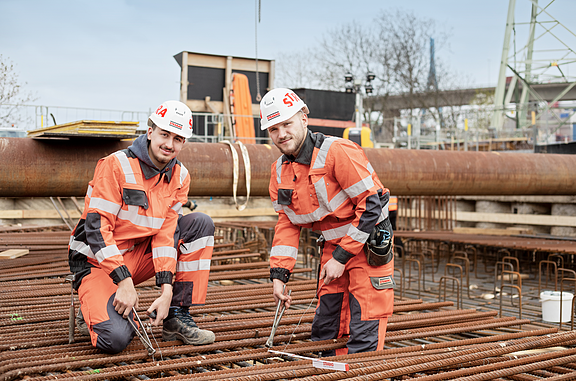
[320,258,345,285]
[147,283,172,326]
[113,277,138,319]
[272,279,292,309]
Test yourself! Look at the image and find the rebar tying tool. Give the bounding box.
[265,285,291,348]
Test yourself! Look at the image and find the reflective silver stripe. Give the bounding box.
[282,186,349,225]
[347,224,370,243]
[179,164,189,187]
[272,200,283,212]
[86,185,93,198]
[378,208,389,223]
[118,205,165,229]
[171,202,183,216]
[89,197,121,215]
[314,177,330,209]
[69,236,96,260]
[95,245,121,263]
[322,223,351,241]
[344,174,374,199]
[312,137,337,170]
[282,205,329,225]
[367,162,374,174]
[270,245,298,259]
[180,236,214,254]
[114,151,137,184]
[153,246,177,260]
[176,259,211,272]
[275,157,283,184]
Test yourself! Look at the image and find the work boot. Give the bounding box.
[76,308,89,336]
[162,307,215,345]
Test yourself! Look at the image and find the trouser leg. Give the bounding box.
[172,212,214,307]
[347,252,394,353]
[78,240,154,353]
[311,243,350,357]
[77,241,155,353]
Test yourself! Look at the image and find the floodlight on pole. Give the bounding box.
[343,71,376,129]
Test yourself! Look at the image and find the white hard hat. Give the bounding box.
[259,88,309,130]
[148,100,193,139]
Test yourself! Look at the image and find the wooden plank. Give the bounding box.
[453,227,534,236]
[0,249,29,259]
[399,209,576,227]
[27,120,140,139]
[0,208,274,219]
[0,210,82,219]
[194,208,276,218]
[456,211,576,227]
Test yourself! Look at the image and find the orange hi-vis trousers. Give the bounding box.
[311,240,394,356]
[77,213,214,353]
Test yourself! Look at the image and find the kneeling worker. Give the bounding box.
[260,88,395,356]
[68,100,215,353]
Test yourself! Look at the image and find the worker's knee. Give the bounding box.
[92,312,135,354]
[93,323,135,354]
[178,212,215,242]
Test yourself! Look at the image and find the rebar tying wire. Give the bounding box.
[221,140,251,211]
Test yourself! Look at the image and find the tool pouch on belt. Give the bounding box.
[364,217,394,267]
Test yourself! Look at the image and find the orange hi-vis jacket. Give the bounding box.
[68,134,190,288]
[269,131,390,283]
[389,196,398,212]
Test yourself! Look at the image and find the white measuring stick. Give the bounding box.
[268,349,349,372]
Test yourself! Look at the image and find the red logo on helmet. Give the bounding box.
[156,105,167,117]
[283,92,301,107]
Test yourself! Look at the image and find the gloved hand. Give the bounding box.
[183,200,198,212]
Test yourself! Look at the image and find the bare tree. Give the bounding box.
[275,9,460,143]
[274,49,325,89]
[0,55,36,127]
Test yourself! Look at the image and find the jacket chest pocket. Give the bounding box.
[122,188,149,210]
[308,169,328,209]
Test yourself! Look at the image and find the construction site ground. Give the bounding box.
[2,223,576,381]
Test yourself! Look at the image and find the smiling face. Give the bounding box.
[267,111,308,157]
[146,125,186,169]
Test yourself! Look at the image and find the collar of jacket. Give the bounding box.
[282,130,322,166]
[127,134,176,182]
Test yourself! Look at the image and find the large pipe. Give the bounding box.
[1,137,575,197]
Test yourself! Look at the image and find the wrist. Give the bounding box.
[160,283,173,297]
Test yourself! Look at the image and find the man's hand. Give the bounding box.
[319,258,345,285]
[113,277,138,318]
[272,278,292,309]
[147,283,173,326]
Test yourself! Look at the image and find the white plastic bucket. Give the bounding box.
[540,291,574,323]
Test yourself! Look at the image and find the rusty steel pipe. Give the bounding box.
[2,138,576,197]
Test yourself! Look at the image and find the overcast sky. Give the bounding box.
[2,0,576,113]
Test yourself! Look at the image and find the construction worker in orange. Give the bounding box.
[260,88,395,356]
[68,100,215,354]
